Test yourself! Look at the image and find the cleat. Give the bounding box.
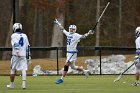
[55,79,64,84]
[7,83,14,89]
[22,82,26,89]
[84,70,90,78]
[131,82,139,86]
[22,84,26,89]
[23,88,26,90]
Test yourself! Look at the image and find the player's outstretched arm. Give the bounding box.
[81,30,94,38]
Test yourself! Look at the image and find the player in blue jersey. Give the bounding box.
[7,23,31,89]
[54,19,94,84]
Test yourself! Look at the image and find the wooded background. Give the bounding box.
[0,0,140,59]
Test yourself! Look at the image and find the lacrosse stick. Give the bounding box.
[114,62,136,82]
[92,0,111,32]
[27,45,31,65]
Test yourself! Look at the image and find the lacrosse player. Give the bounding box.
[7,23,31,89]
[54,19,94,84]
[132,27,140,86]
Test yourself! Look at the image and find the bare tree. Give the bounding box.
[2,0,17,60]
[95,0,100,47]
[32,5,37,46]
[50,0,65,58]
[118,0,122,39]
[2,15,13,60]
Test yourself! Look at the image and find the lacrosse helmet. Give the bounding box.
[135,27,140,38]
[13,23,22,33]
[69,25,77,33]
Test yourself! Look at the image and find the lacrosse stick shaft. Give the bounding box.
[114,62,135,82]
[121,62,135,75]
[93,0,111,31]
[27,45,30,59]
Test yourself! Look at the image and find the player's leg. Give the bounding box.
[132,63,140,86]
[7,69,16,88]
[70,62,89,78]
[55,53,73,84]
[7,56,17,88]
[69,53,90,78]
[61,63,70,80]
[22,70,26,89]
[20,57,28,89]
[135,63,140,85]
[55,62,71,84]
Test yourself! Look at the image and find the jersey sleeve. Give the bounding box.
[11,34,15,46]
[24,34,30,50]
[61,29,69,36]
[136,37,140,49]
[11,34,20,52]
[75,33,83,41]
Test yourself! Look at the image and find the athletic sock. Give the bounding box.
[10,82,14,85]
[22,80,26,85]
[61,76,64,80]
[136,80,139,84]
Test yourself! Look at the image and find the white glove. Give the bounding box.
[136,49,140,55]
[54,19,61,26]
[134,56,139,65]
[88,30,94,35]
[83,30,94,38]
[54,19,64,29]
[84,33,89,37]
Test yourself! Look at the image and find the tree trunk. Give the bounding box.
[50,0,65,58]
[118,0,122,39]
[32,7,37,46]
[2,15,13,60]
[95,0,100,55]
[95,0,100,47]
[37,9,44,58]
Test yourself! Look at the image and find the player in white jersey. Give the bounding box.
[131,27,140,86]
[7,23,31,89]
[54,19,94,84]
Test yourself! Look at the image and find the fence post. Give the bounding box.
[99,48,102,75]
[56,47,59,75]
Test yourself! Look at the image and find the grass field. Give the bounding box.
[0,75,139,93]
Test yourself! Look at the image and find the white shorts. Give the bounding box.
[135,62,140,73]
[66,53,77,63]
[11,56,28,71]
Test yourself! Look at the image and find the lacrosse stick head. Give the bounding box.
[88,30,94,34]
[114,74,122,82]
[69,25,77,33]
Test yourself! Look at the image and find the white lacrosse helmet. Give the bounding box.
[13,23,22,33]
[135,27,140,38]
[69,25,77,33]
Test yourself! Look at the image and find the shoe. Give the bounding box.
[7,83,14,89]
[55,79,64,84]
[84,70,90,78]
[131,82,139,86]
[22,82,26,89]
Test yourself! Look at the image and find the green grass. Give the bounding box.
[0,75,139,93]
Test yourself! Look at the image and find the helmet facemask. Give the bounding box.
[69,25,77,34]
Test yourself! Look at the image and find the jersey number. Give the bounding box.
[67,39,71,45]
[19,37,24,46]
